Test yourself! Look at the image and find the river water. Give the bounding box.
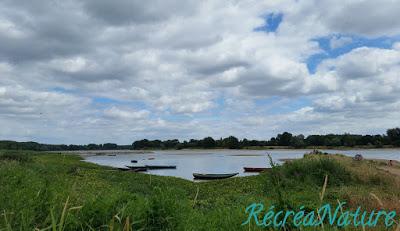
[83,149,400,180]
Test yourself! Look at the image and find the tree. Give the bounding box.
[387,128,400,146]
[326,137,341,147]
[103,143,118,150]
[276,132,293,146]
[163,139,180,149]
[291,134,305,148]
[305,135,325,146]
[201,137,216,148]
[341,134,357,147]
[222,136,240,149]
[87,143,99,150]
[132,139,149,149]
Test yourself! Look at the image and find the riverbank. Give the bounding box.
[1,150,400,230]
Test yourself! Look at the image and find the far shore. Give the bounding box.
[50,147,400,158]
[53,146,400,153]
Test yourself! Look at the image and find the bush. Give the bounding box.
[0,151,33,163]
[281,157,353,186]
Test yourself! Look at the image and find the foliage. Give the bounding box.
[387,127,400,146]
[0,140,131,151]
[280,157,353,186]
[2,127,400,151]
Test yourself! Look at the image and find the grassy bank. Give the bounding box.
[1,150,400,230]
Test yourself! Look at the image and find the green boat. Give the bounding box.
[125,166,148,172]
[145,165,176,170]
[193,172,238,180]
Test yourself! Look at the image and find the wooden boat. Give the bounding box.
[125,166,148,172]
[132,168,147,172]
[130,160,138,163]
[243,167,269,173]
[193,172,238,180]
[117,167,146,172]
[145,165,176,170]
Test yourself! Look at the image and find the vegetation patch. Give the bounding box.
[0,150,33,163]
[1,151,400,230]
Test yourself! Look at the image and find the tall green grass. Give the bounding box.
[0,150,33,163]
[1,150,400,230]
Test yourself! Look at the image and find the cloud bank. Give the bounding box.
[0,0,399,144]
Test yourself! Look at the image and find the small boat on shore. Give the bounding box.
[125,166,148,172]
[125,165,176,171]
[145,165,176,170]
[243,167,269,173]
[131,160,138,163]
[193,172,238,180]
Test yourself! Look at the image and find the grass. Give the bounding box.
[1,150,400,230]
[0,150,33,163]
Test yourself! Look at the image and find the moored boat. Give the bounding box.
[145,165,176,170]
[243,167,269,173]
[125,166,148,172]
[193,172,238,180]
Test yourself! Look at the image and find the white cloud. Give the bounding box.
[0,0,399,143]
[312,47,400,121]
[103,106,149,120]
[0,19,26,39]
[0,85,89,117]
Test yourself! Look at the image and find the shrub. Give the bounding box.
[0,151,33,163]
[281,157,353,186]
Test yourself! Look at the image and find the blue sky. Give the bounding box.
[307,34,400,73]
[254,12,283,33]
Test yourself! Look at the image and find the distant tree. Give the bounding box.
[132,139,149,149]
[305,135,325,146]
[163,139,180,149]
[103,143,118,150]
[387,128,400,141]
[187,139,200,148]
[241,138,249,147]
[387,128,400,146]
[277,132,293,146]
[87,143,99,150]
[326,137,341,147]
[201,137,216,148]
[222,136,240,149]
[341,134,357,147]
[291,134,305,148]
[268,137,278,146]
[361,135,374,146]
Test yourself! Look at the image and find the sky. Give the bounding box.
[0,0,400,144]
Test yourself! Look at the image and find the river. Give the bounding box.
[83,149,400,180]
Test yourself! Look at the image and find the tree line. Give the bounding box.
[1,128,400,151]
[0,141,132,151]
